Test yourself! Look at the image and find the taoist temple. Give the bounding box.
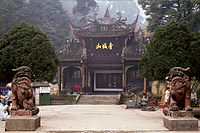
[57,8,149,92]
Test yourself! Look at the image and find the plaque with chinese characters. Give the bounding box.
[96,42,114,50]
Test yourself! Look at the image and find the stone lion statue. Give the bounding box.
[168,67,192,111]
[11,66,39,115]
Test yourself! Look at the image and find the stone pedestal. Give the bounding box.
[5,115,40,131]
[164,116,198,131]
[163,110,198,131]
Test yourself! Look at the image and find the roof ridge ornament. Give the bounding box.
[132,14,139,29]
[104,7,110,18]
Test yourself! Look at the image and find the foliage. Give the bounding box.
[72,0,98,25]
[190,32,200,80]
[138,0,200,32]
[82,86,93,92]
[197,89,200,99]
[0,23,59,83]
[0,0,70,49]
[152,94,162,101]
[139,23,200,81]
[130,87,138,93]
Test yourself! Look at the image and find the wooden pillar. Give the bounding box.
[85,65,88,87]
[124,66,127,89]
[87,70,91,87]
[122,61,126,88]
[58,66,65,93]
[144,78,147,92]
[58,66,62,94]
[81,61,85,88]
[80,38,86,87]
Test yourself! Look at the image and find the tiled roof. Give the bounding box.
[73,28,133,38]
[123,44,145,60]
[57,42,82,61]
[87,51,122,64]
[71,9,138,38]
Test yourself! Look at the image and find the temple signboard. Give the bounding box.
[96,42,113,50]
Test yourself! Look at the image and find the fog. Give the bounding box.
[60,0,147,26]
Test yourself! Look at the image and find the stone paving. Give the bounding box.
[0,105,199,133]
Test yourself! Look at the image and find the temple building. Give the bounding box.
[57,8,149,93]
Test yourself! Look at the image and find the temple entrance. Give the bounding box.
[63,67,82,93]
[94,70,123,91]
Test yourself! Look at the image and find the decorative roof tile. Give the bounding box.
[71,8,138,38]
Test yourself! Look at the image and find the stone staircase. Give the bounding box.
[77,95,118,105]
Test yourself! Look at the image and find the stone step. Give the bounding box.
[77,95,118,105]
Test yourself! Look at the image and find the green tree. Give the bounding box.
[190,32,200,80]
[139,23,200,81]
[138,0,200,32]
[72,0,98,25]
[0,23,59,83]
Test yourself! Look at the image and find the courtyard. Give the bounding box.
[1,105,199,132]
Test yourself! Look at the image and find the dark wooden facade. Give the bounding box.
[57,9,148,92]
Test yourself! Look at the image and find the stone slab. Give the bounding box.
[5,115,40,131]
[163,116,198,131]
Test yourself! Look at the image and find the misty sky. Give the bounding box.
[60,0,147,26]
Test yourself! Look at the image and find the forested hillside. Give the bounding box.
[0,0,70,49]
[60,0,147,26]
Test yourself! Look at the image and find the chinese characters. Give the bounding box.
[96,42,113,50]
